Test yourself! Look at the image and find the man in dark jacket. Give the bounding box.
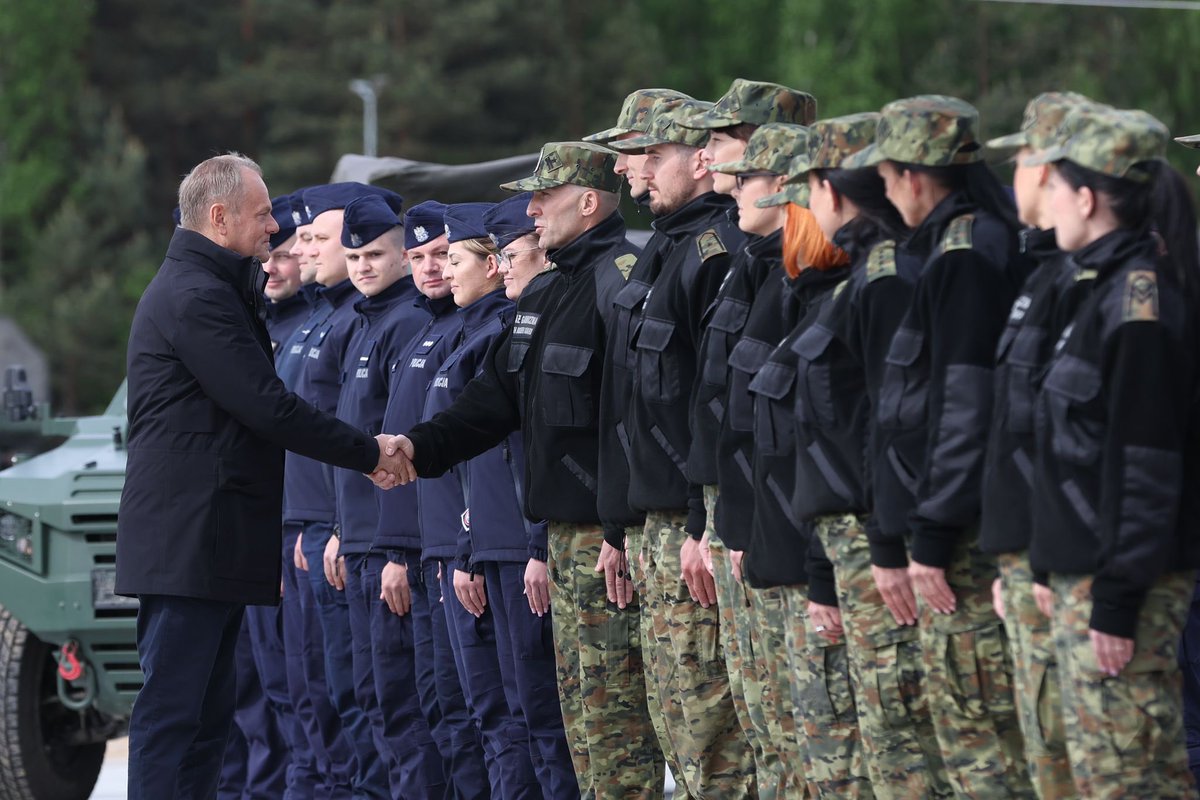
[117,153,410,800]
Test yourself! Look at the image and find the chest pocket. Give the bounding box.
[726,337,774,433]
[749,361,796,457]
[611,280,652,372]
[636,318,681,404]
[701,297,751,388]
[1003,325,1047,436]
[792,324,838,428]
[540,343,594,427]
[877,326,927,430]
[1040,354,1103,465]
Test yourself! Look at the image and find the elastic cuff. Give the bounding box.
[807,575,839,608]
[603,525,627,550]
[910,533,956,570]
[868,537,909,569]
[685,505,705,540]
[1032,570,1049,587]
[385,549,407,564]
[1088,599,1140,640]
[527,547,548,562]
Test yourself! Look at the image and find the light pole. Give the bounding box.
[349,77,386,157]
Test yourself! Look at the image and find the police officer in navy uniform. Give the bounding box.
[373,200,490,798]
[420,202,543,798]
[117,154,410,800]
[328,194,447,798]
[289,181,405,799]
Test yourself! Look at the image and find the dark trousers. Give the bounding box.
[361,551,447,798]
[218,616,290,799]
[484,560,579,799]
[128,594,244,800]
[301,527,389,799]
[285,524,358,798]
[344,552,398,794]
[413,557,490,799]
[440,563,539,799]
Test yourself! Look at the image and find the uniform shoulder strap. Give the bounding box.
[938,213,975,254]
[865,239,898,282]
[696,228,728,262]
[1122,269,1159,322]
[614,253,637,280]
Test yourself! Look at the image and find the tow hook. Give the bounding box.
[57,640,83,681]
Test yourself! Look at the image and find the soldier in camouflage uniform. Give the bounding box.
[1025,107,1200,800]
[608,99,756,798]
[981,92,1096,800]
[677,80,818,800]
[847,97,1037,798]
[399,142,665,799]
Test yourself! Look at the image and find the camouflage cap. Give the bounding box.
[609,98,715,153]
[681,78,818,129]
[782,112,881,184]
[1024,106,1169,181]
[499,141,621,193]
[1175,133,1200,149]
[709,123,813,175]
[755,181,811,209]
[842,95,983,169]
[583,88,693,143]
[986,92,1094,153]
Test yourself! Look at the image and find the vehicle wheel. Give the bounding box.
[0,605,105,800]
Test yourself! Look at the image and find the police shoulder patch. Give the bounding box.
[614,253,637,279]
[1122,269,1159,322]
[939,214,975,254]
[865,239,898,282]
[696,228,728,262]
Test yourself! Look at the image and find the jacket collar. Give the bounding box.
[903,189,975,260]
[420,293,459,318]
[547,211,628,276]
[745,228,781,264]
[167,227,265,305]
[354,277,420,321]
[1019,226,1060,261]
[1068,227,1157,281]
[652,191,736,239]
[457,288,512,335]
[315,278,358,309]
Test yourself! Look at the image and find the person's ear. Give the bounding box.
[579,189,599,218]
[210,202,227,233]
[690,148,709,181]
[1078,185,1097,220]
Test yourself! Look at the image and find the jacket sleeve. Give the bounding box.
[909,252,1013,568]
[171,292,378,473]
[406,331,521,478]
[860,276,917,568]
[1090,321,1190,637]
[806,534,839,607]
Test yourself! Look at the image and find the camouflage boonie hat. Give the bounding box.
[681,78,818,129]
[709,123,813,175]
[583,88,692,143]
[1175,133,1200,149]
[986,92,1093,153]
[500,141,621,193]
[1025,107,1169,181]
[757,112,880,209]
[609,98,714,153]
[842,95,983,169]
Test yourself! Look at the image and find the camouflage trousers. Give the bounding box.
[750,584,811,798]
[640,510,754,798]
[814,513,952,800]
[996,552,1076,799]
[704,484,771,799]
[911,530,1035,799]
[781,584,873,798]
[547,522,665,799]
[1050,571,1197,800]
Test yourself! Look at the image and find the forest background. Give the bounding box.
[2,0,1198,412]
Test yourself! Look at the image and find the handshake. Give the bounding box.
[367,434,416,490]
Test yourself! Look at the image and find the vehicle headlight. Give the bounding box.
[0,512,33,561]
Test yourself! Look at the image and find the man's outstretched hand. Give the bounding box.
[366,434,417,489]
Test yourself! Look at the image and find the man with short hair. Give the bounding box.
[117,154,410,800]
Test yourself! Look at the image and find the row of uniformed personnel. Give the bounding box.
[220,80,1200,800]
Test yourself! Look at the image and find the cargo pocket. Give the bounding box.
[1084,669,1173,779]
[701,297,750,387]
[1042,355,1103,465]
[870,641,917,731]
[604,603,639,686]
[792,324,838,427]
[727,337,775,433]
[611,280,652,372]
[805,641,856,723]
[878,326,927,430]
[748,361,796,456]
[540,343,594,427]
[944,624,1015,722]
[1004,325,1046,435]
[636,318,680,403]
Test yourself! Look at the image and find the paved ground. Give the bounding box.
[93,738,676,798]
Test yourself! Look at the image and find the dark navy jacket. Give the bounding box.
[265,291,311,363]
[418,290,514,562]
[373,294,461,553]
[333,278,428,556]
[117,228,378,605]
[282,279,361,525]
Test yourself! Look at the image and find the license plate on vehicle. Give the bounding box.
[91,568,139,611]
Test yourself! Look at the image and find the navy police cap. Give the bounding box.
[482,193,536,249]
[269,194,298,251]
[341,195,401,249]
[442,203,495,244]
[302,182,404,222]
[404,201,449,249]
